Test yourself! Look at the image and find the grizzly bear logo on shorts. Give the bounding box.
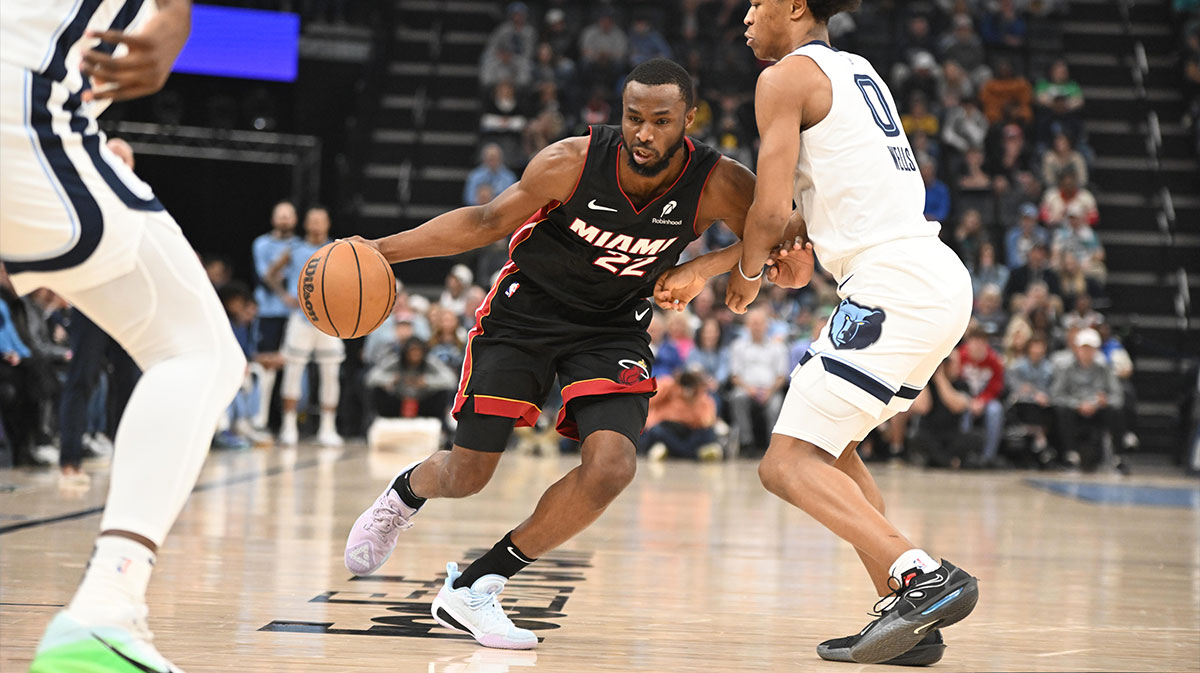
[830,298,886,351]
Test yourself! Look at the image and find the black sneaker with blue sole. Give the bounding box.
[818,628,945,666]
[847,559,978,664]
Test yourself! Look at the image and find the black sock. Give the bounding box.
[453,531,535,590]
[390,465,426,511]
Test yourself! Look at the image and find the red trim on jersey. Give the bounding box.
[452,262,530,423]
[554,376,658,440]
[692,159,722,237]
[616,136,696,215]
[472,395,542,427]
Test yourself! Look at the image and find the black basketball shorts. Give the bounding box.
[451,266,656,452]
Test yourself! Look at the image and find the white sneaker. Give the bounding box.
[647,442,668,462]
[278,425,298,447]
[31,610,185,672]
[234,420,274,447]
[344,461,422,575]
[431,562,538,650]
[83,433,114,459]
[33,444,59,466]
[316,429,344,447]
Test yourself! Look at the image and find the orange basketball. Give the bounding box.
[297,240,396,339]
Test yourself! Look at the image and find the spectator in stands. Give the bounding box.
[463,144,517,206]
[980,0,1027,53]
[1042,133,1088,186]
[939,14,987,76]
[728,308,788,453]
[1051,328,1126,471]
[1051,205,1105,277]
[1098,323,1139,451]
[956,145,992,193]
[974,283,1009,341]
[896,15,938,76]
[580,85,612,127]
[439,264,474,315]
[980,57,1033,124]
[902,92,939,136]
[898,51,942,110]
[940,62,977,106]
[986,123,1033,181]
[921,158,951,222]
[541,7,575,60]
[428,307,466,373]
[640,370,722,461]
[1057,251,1104,309]
[1062,292,1104,332]
[1006,333,1055,460]
[656,311,696,378]
[627,16,671,67]
[1041,170,1098,227]
[973,244,1010,298]
[1006,242,1062,302]
[0,269,41,466]
[994,169,1043,231]
[905,355,977,469]
[532,42,577,108]
[687,318,730,388]
[480,80,529,162]
[953,209,985,266]
[523,82,567,159]
[1005,202,1048,269]
[250,200,298,429]
[943,98,989,156]
[958,327,1006,466]
[203,255,233,290]
[366,336,458,419]
[579,9,627,87]
[480,45,533,92]
[214,282,273,449]
[1035,59,1085,116]
[484,2,537,65]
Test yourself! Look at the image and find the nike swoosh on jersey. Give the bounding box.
[588,200,618,212]
[92,634,170,673]
[635,308,650,321]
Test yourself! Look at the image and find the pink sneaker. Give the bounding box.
[344,461,423,575]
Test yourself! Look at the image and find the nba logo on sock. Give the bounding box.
[505,282,520,298]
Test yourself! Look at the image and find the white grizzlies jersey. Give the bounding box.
[784,41,941,282]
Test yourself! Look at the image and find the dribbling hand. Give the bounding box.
[725,267,761,315]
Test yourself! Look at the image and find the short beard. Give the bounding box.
[623,132,686,177]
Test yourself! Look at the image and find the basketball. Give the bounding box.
[296,240,396,339]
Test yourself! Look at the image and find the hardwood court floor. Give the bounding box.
[2,444,1198,672]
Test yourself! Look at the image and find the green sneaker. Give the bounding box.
[30,611,183,673]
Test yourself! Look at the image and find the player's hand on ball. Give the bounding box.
[339,235,384,257]
[654,266,706,311]
[766,239,815,289]
[725,268,762,315]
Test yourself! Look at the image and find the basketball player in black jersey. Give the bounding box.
[341,59,772,649]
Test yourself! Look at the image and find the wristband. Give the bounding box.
[737,259,764,282]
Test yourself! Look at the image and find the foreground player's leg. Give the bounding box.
[31,216,245,673]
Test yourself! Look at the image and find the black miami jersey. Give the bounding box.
[508,125,723,315]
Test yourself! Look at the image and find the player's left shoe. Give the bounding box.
[847,559,978,664]
[431,562,538,650]
[30,610,185,673]
[818,628,945,666]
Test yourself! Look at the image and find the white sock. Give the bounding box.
[68,536,155,625]
[319,409,337,436]
[889,549,940,583]
[282,410,298,435]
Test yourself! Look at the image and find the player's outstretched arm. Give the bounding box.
[727,61,807,314]
[654,156,755,311]
[81,0,192,102]
[362,138,586,265]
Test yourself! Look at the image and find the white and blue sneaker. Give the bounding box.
[430,562,538,650]
[31,610,185,672]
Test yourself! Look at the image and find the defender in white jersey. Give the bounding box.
[1,1,245,671]
[729,0,979,666]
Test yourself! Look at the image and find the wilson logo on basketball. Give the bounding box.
[301,255,321,324]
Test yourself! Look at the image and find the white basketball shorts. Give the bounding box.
[282,312,345,365]
[773,236,973,457]
[0,63,166,296]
